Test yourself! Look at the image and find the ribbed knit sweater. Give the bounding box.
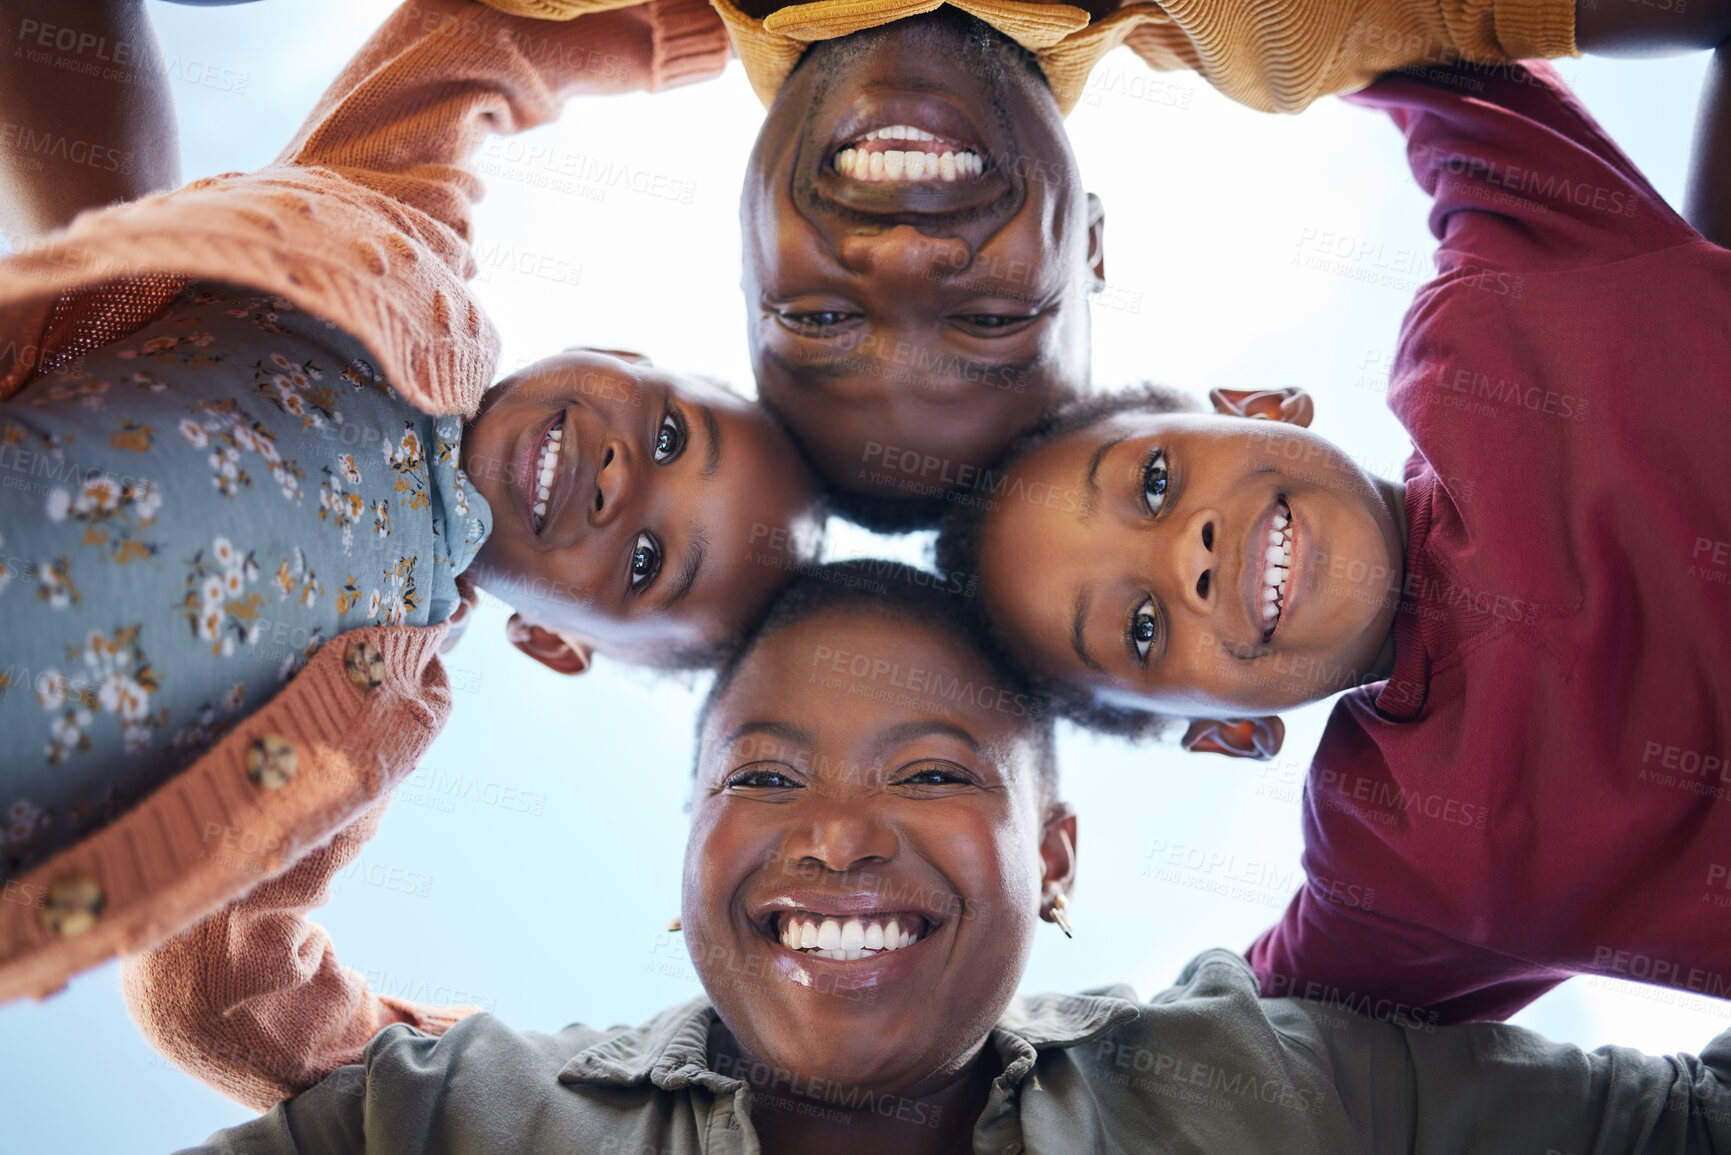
[490,0,1578,115]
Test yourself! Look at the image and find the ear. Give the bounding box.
[1038,802,1079,917]
[1181,716,1285,761]
[1085,192,1106,287]
[505,613,595,676]
[1208,387,1314,429]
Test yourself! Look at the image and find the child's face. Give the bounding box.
[740,11,1100,500]
[460,352,822,660]
[977,409,1405,716]
[685,607,1068,1095]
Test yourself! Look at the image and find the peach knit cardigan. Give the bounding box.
[0,0,728,1092]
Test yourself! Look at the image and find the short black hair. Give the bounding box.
[699,559,1058,794]
[934,382,1200,741]
[826,489,948,534]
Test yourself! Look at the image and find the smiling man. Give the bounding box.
[481,0,1584,525]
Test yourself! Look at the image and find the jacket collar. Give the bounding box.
[556,988,1142,1093]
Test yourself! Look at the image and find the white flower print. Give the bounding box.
[45,487,69,521]
[179,418,208,448]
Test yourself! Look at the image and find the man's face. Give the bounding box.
[685,608,1055,1095]
[977,412,1406,716]
[460,351,823,658]
[741,11,1101,499]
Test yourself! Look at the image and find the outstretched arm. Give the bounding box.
[0,0,180,244]
[1575,0,1731,244]
[122,801,477,1112]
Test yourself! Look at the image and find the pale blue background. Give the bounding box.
[0,3,1724,1151]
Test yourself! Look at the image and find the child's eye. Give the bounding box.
[726,765,803,789]
[654,410,685,464]
[1142,449,1170,515]
[1128,597,1159,662]
[628,533,661,591]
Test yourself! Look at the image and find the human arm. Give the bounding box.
[0,0,179,244]
[1296,998,1731,1150]
[1572,0,1731,244]
[122,801,478,1112]
[1121,0,1581,115]
[276,0,727,251]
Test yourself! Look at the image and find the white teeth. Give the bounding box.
[781,914,923,958]
[834,143,981,183]
[532,500,546,517]
[1259,502,1295,632]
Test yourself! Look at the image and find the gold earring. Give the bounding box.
[1050,892,1073,939]
[666,916,682,933]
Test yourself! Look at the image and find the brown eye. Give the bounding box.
[654,412,683,463]
[629,533,660,590]
[1142,450,1169,515]
[1130,598,1158,659]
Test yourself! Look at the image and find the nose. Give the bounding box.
[783,794,899,875]
[589,437,633,527]
[838,225,972,280]
[1170,507,1219,614]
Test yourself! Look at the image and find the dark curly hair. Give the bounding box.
[698,559,1058,794]
[934,382,1201,741]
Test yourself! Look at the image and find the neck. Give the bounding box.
[712,1030,999,1155]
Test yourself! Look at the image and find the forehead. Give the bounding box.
[703,608,1034,757]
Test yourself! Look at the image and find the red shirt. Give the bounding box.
[1247,61,1731,1024]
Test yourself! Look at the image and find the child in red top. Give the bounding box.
[939,48,1731,1016]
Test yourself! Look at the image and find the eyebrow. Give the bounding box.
[762,346,1038,390]
[1070,587,1105,674]
[722,720,816,748]
[1079,437,1124,520]
[871,719,983,756]
[699,404,721,479]
[661,527,707,610]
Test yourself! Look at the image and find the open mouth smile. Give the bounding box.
[1259,498,1294,640]
[831,124,985,184]
[528,412,564,534]
[767,910,933,962]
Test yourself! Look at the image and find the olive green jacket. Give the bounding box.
[180,950,1731,1154]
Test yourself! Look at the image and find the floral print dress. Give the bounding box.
[0,282,490,877]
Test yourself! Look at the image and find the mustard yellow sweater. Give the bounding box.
[486,0,1577,114]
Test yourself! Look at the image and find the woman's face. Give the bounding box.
[683,607,1071,1096]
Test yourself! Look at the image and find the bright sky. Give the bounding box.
[0,2,1724,1151]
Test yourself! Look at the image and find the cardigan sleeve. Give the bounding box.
[120,799,473,1112]
[276,0,728,257]
[1122,0,1578,114]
